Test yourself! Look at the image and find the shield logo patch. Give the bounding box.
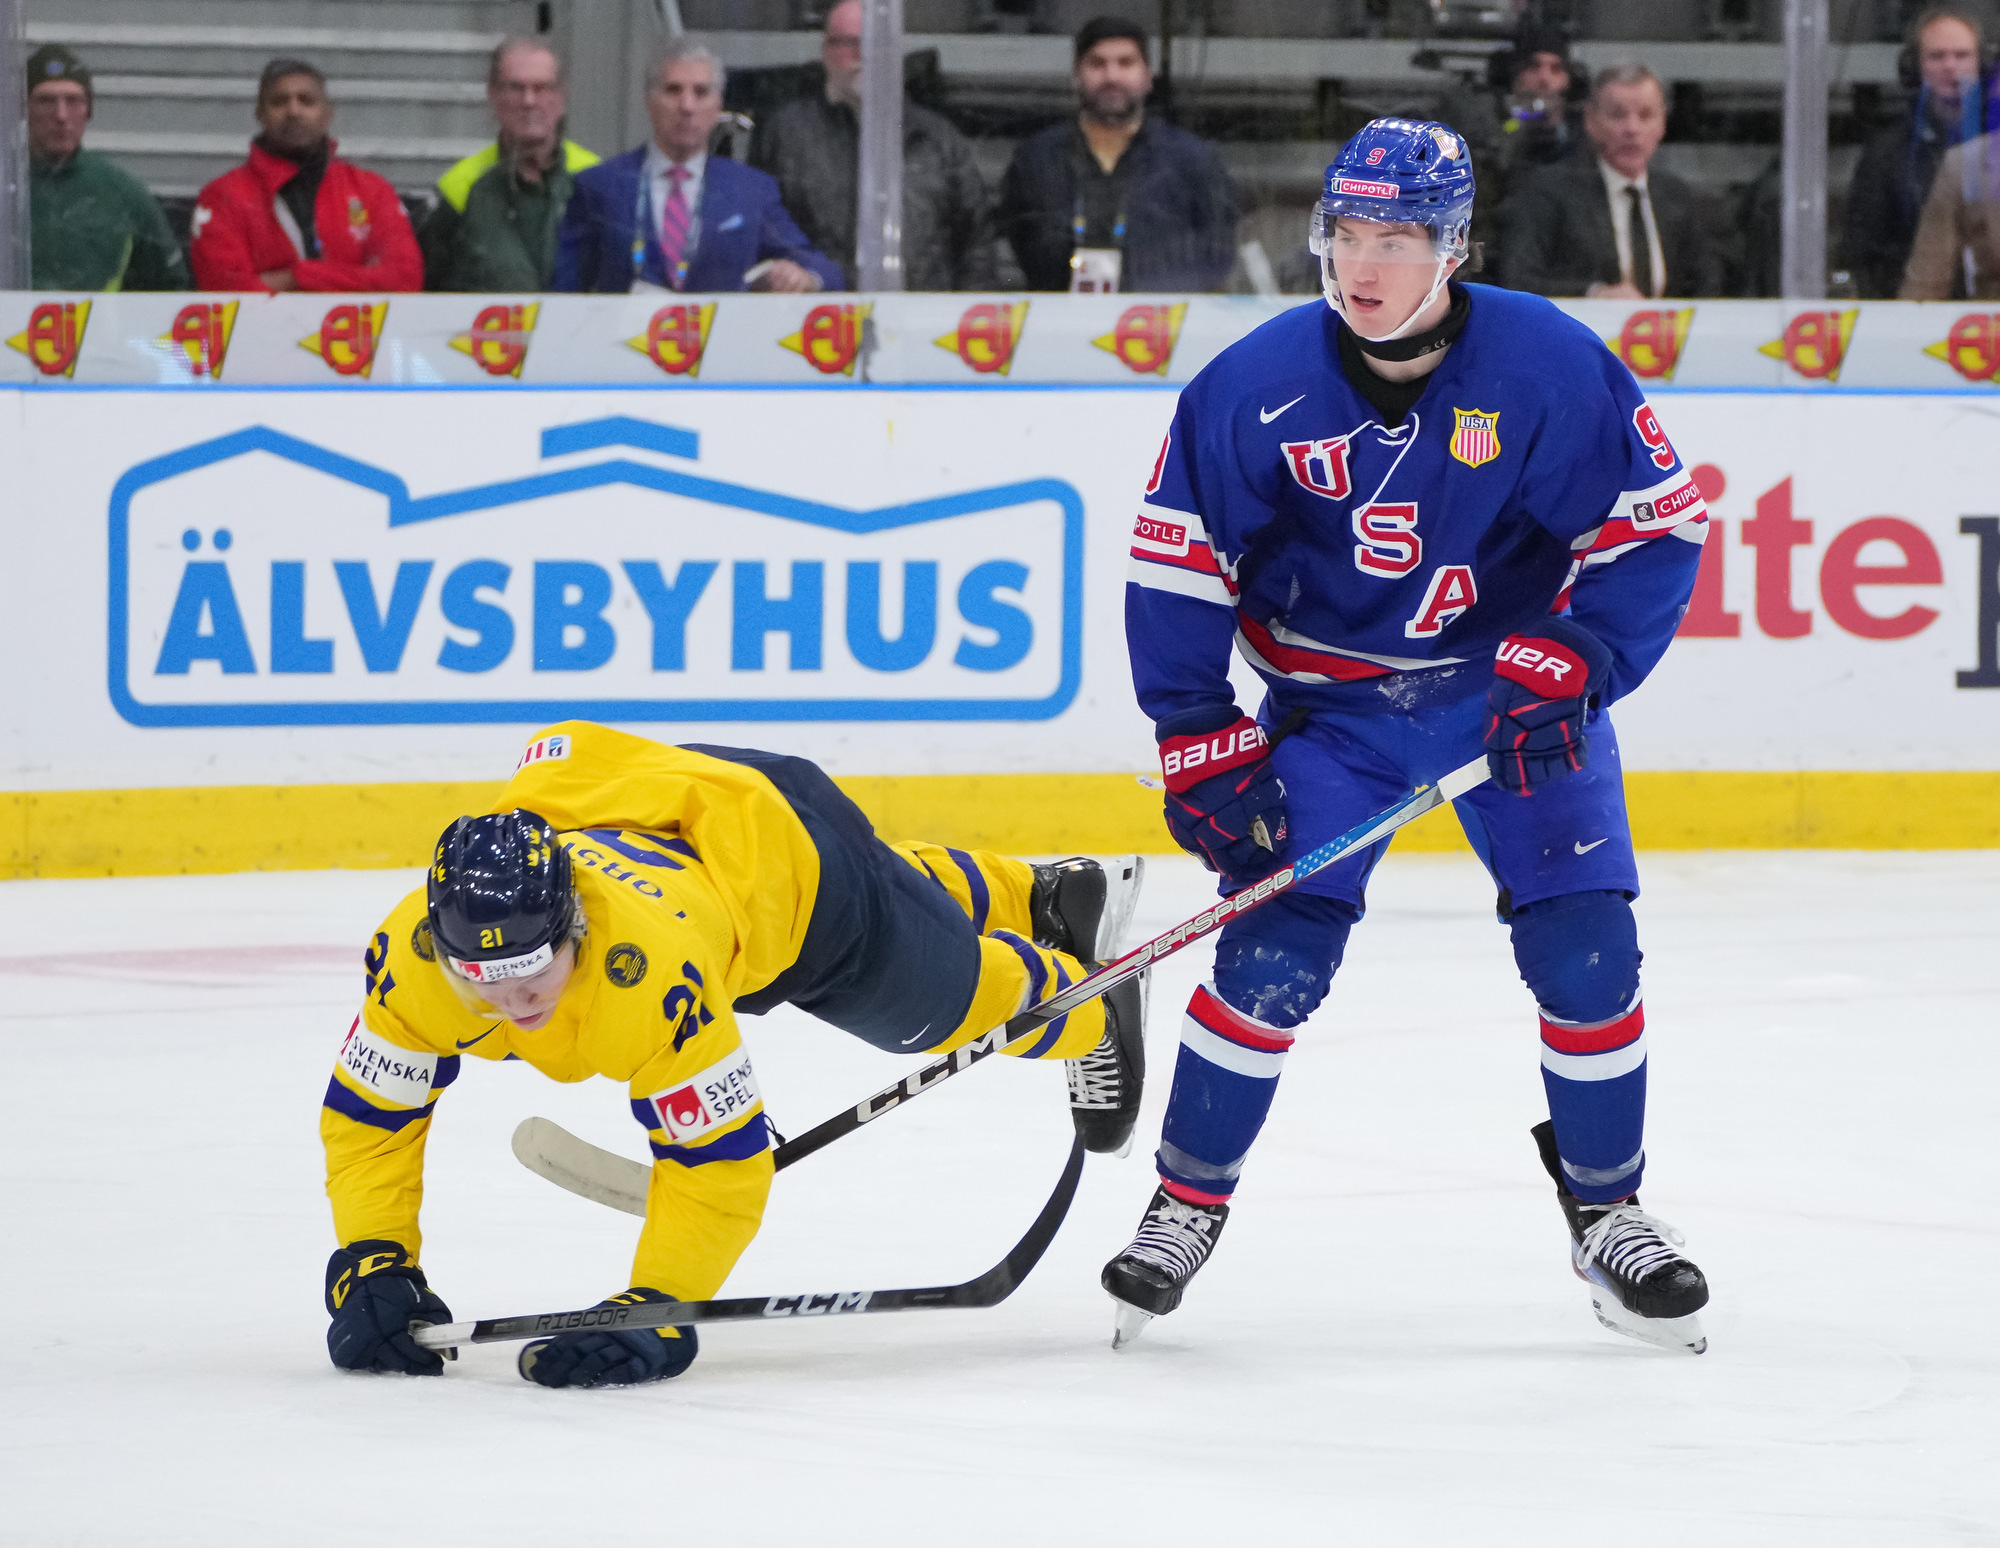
[1449,407,1501,469]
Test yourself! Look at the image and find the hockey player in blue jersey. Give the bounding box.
[1105,118,1713,1354]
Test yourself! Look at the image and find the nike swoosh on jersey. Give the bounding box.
[456,1029,497,1049]
[1574,838,1609,855]
[1259,394,1306,424]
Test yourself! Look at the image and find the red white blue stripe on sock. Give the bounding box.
[1539,998,1645,1081]
[1156,985,1297,1204]
[1180,983,1295,1078]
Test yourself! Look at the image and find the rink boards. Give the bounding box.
[3,369,1998,875]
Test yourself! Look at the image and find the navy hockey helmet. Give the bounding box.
[1311,118,1475,337]
[427,809,580,986]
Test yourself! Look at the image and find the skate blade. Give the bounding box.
[1111,1302,1154,1350]
[1097,855,1146,960]
[1587,1289,1708,1355]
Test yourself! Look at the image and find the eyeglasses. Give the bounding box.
[824,33,863,49]
[495,80,561,97]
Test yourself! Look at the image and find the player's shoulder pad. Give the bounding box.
[1179,300,1329,412]
[371,883,436,967]
[1462,284,1625,384]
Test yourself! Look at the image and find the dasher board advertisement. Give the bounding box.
[0,387,1997,801]
[19,291,2000,391]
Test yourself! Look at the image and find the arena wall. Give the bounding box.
[6,294,1997,875]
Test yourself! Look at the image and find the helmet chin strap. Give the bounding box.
[1322,251,1456,345]
[1379,255,1454,342]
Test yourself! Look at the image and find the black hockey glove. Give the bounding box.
[517,1288,700,1389]
[1157,708,1288,885]
[1482,616,1613,795]
[325,1240,454,1375]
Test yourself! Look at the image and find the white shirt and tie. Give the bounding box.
[643,144,706,288]
[1595,158,1667,299]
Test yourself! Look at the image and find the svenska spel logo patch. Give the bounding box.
[647,1049,761,1141]
[1449,407,1501,469]
[337,1015,439,1108]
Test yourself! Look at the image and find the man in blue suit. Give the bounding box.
[554,39,839,293]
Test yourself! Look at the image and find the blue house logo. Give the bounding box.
[109,416,1084,727]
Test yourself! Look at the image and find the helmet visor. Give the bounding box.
[1311,202,1450,265]
[441,940,577,1025]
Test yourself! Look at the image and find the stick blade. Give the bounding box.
[512,1116,650,1218]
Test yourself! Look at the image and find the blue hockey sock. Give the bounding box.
[1157,985,1297,1202]
[1155,894,1354,1202]
[1512,890,1647,1203]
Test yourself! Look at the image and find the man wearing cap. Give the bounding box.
[26,43,187,291]
[997,16,1237,294]
[189,59,422,293]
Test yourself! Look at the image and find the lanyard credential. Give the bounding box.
[632,168,703,290]
[1071,193,1128,250]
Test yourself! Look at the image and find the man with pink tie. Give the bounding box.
[554,38,840,294]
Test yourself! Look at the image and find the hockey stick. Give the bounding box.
[516,755,1493,1213]
[761,753,1490,1167]
[414,1134,1086,1351]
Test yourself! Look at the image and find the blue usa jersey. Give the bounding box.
[1126,286,1706,728]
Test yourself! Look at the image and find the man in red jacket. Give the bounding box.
[190,59,422,292]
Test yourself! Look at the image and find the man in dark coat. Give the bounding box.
[749,0,994,291]
[1844,7,1989,299]
[1497,63,1719,299]
[998,16,1237,294]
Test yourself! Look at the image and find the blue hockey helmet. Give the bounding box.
[1313,118,1475,259]
[427,810,580,999]
[1311,119,1475,337]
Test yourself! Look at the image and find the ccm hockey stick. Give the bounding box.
[516,755,1494,1215]
[414,1135,1086,1351]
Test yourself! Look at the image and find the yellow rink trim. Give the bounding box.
[6,770,2000,879]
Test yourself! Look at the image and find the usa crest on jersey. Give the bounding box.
[1450,407,1501,468]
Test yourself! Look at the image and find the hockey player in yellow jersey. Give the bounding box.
[321,721,1146,1387]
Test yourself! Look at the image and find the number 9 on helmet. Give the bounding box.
[1310,118,1475,342]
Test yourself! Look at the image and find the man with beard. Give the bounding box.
[998,16,1237,293]
[189,59,422,292]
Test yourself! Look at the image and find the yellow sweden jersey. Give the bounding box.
[320,732,820,1300]
[320,720,1103,1302]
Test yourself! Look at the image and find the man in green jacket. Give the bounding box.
[421,36,599,291]
[27,44,187,291]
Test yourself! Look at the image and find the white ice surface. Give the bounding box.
[2,852,1997,1546]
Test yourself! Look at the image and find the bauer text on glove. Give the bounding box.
[1482,617,1612,795]
[1157,710,1289,883]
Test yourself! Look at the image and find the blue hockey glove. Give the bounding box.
[1158,710,1288,884]
[1483,617,1613,795]
[325,1240,454,1375]
[517,1288,699,1389]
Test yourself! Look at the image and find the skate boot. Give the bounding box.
[1066,971,1145,1156]
[1532,1121,1710,1355]
[1101,1183,1229,1348]
[1030,855,1145,963]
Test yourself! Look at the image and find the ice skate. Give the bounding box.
[1067,971,1145,1155]
[1101,1183,1229,1347]
[1532,1121,1709,1355]
[1031,855,1145,963]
